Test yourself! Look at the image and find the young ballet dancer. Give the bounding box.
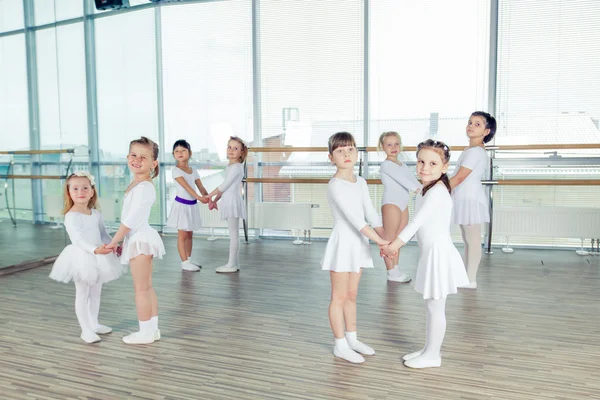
[49,171,125,344]
[378,131,422,283]
[106,137,166,345]
[449,111,497,289]
[207,136,247,273]
[321,132,389,364]
[166,139,209,272]
[382,139,469,368]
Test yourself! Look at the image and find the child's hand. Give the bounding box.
[196,195,209,204]
[116,245,122,257]
[208,200,218,210]
[94,245,113,255]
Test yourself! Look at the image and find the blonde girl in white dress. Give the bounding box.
[321,132,389,364]
[378,131,422,283]
[450,111,497,289]
[382,139,469,369]
[166,139,209,272]
[106,137,166,345]
[49,171,125,344]
[207,136,248,273]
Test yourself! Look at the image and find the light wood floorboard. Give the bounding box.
[0,235,599,399]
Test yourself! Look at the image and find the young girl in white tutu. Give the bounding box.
[378,131,422,283]
[321,132,389,364]
[167,140,209,272]
[207,136,247,273]
[450,111,496,289]
[106,137,166,345]
[382,139,469,369]
[49,171,125,344]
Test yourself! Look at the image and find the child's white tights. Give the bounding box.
[422,297,447,359]
[460,224,482,282]
[74,280,102,334]
[226,218,240,267]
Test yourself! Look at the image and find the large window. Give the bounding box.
[0,34,29,150]
[33,0,83,26]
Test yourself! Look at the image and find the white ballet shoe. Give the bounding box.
[404,355,442,369]
[80,332,101,344]
[95,324,112,335]
[333,346,365,364]
[122,331,155,345]
[387,272,411,283]
[460,281,477,289]
[181,261,201,272]
[154,330,161,341]
[188,259,202,268]
[402,349,424,361]
[215,265,239,273]
[348,340,375,356]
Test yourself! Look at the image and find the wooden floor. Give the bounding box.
[0,234,599,400]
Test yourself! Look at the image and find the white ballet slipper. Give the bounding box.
[80,332,101,344]
[95,325,112,335]
[181,261,201,272]
[333,346,365,364]
[348,340,375,356]
[387,272,411,283]
[122,331,155,345]
[402,349,425,361]
[460,281,477,289]
[215,265,239,273]
[154,329,161,341]
[188,259,202,268]
[404,355,442,369]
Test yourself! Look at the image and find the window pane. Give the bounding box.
[0,34,29,151]
[161,0,252,162]
[36,23,88,149]
[496,0,600,144]
[0,0,24,32]
[259,0,364,147]
[370,0,490,147]
[33,0,83,26]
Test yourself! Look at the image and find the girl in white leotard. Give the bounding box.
[378,131,422,283]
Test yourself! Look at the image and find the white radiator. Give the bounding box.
[493,206,600,253]
[198,205,228,229]
[248,202,315,230]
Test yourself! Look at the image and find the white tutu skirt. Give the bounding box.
[414,236,469,299]
[49,245,126,285]
[167,200,202,231]
[121,227,166,264]
[219,193,246,220]
[321,224,374,273]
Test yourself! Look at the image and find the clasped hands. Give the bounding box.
[195,193,219,210]
[95,243,122,256]
[379,239,405,259]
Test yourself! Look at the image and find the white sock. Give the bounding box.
[139,319,153,334]
[387,266,399,277]
[74,281,94,334]
[227,218,240,267]
[151,316,158,331]
[421,297,447,359]
[334,337,348,349]
[345,331,358,345]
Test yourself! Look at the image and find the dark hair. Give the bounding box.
[172,139,191,153]
[471,111,497,144]
[417,139,451,195]
[229,136,248,163]
[328,131,356,154]
[130,136,160,179]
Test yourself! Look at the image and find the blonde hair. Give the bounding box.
[229,136,248,163]
[62,174,98,214]
[377,131,403,152]
[129,136,160,178]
